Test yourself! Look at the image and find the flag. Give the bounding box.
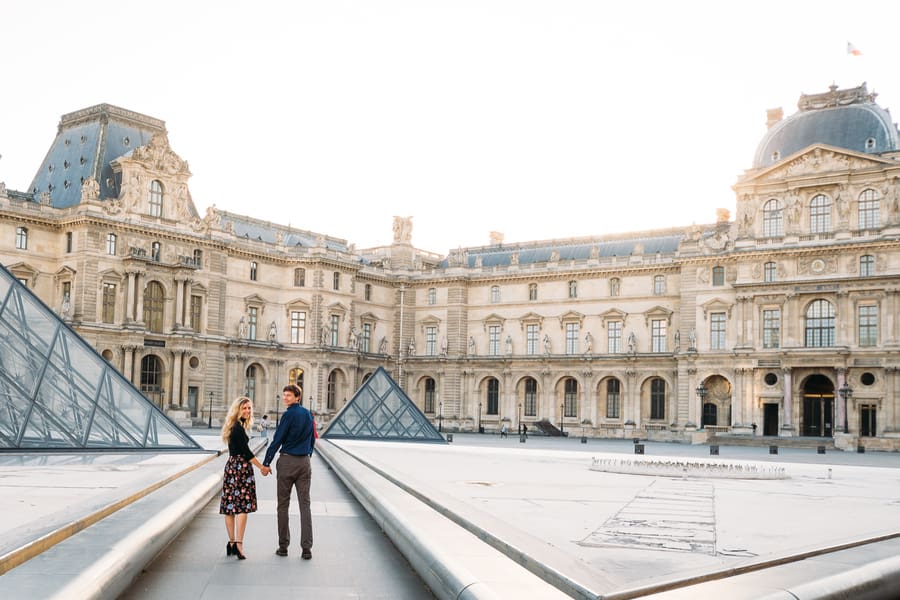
[847,41,862,56]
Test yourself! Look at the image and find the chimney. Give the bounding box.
[766,107,784,130]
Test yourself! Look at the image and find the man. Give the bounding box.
[263,385,315,559]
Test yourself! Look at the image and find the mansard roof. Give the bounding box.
[218,210,351,253]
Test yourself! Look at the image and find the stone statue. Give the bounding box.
[321,323,331,345]
[348,326,358,349]
[408,338,416,356]
[627,331,636,354]
[238,316,247,339]
[674,329,681,351]
[81,176,100,202]
[468,336,476,356]
[268,321,277,342]
[392,216,413,242]
[379,336,389,354]
[543,333,552,355]
[688,327,697,350]
[60,293,71,320]
[584,332,593,354]
[440,336,448,357]
[505,335,513,356]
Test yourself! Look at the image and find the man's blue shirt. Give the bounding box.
[263,403,315,466]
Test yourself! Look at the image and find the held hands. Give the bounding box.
[260,465,272,476]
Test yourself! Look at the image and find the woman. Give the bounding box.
[220,397,270,559]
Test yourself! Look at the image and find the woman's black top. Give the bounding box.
[228,420,255,461]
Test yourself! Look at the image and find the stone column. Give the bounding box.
[885,366,898,434]
[885,290,899,347]
[626,368,639,426]
[125,272,136,322]
[134,273,145,325]
[781,368,793,436]
[836,368,846,434]
[171,349,184,406]
[837,291,851,346]
[122,345,135,381]
[686,367,698,427]
[173,277,185,328]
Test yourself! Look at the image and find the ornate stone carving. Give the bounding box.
[392,216,413,242]
[131,133,190,175]
[81,176,100,202]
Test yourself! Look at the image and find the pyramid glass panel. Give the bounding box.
[0,264,201,451]
[323,367,445,443]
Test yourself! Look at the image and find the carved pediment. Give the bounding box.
[420,314,442,332]
[749,145,893,185]
[518,311,544,330]
[599,308,628,323]
[358,311,379,323]
[286,297,310,310]
[482,313,505,332]
[54,266,77,279]
[327,302,349,314]
[700,297,734,320]
[98,268,124,283]
[643,305,673,325]
[558,310,585,328]
[7,262,39,286]
[130,133,191,177]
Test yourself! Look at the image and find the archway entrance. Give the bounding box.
[801,374,834,437]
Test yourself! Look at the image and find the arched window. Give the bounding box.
[860,254,875,277]
[151,241,161,262]
[564,378,578,418]
[245,365,257,401]
[568,281,578,298]
[858,189,880,230]
[106,233,117,255]
[15,227,27,250]
[805,299,835,347]
[609,278,620,297]
[653,275,666,295]
[424,378,435,413]
[364,283,372,301]
[763,199,783,237]
[428,287,436,305]
[606,378,621,419]
[333,272,340,290]
[143,281,165,333]
[528,283,538,301]
[486,378,499,415]
[712,266,725,286]
[192,248,202,267]
[294,268,306,287]
[809,194,831,234]
[764,261,777,282]
[149,180,163,217]
[327,370,337,409]
[650,378,666,419]
[140,355,163,407]
[524,377,537,416]
[491,286,500,303]
[702,403,717,427]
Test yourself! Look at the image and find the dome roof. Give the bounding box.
[753,83,899,169]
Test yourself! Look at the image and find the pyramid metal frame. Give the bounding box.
[0,263,202,452]
[323,366,446,443]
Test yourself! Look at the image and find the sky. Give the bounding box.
[2,1,898,254]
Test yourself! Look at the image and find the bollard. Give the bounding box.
[520,434,526,443]
[817,446,826,454]
[447,433,453,442]
[858,445,865,454]
[581,436,587,444]
[709,445,719,455]
[634,444,645,455]
[769,445,778,455]
[633,437,640,444]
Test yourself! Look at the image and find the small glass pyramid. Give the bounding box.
[0,264,201,451]
[323,366,446,442]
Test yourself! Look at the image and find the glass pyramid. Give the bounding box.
[0,264,201,451]
[323,366,446,442]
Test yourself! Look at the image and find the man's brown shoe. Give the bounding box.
[301,549,312,560]
[275,548,288,557]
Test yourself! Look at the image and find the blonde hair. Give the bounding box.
[220,396,254,442]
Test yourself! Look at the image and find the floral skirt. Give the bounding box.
[219,455,258,515]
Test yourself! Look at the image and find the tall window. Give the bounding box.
[710,312,726,350]
[528,283,538,301]
[143,281,164,333]
[333,272,340,290]
[101,283,116,323]
[245,365,257,401]
[762,308,780,349]
[190,295,202,331]
[488,325,500,356]
[606,379,621,419]
[712,266,725,286]
[330,314,340,346]
[66,232,73,253]
[428,288,436,305]
[565,322,579,354]
[526,324,539,355]
[764,261,777,282]
[859,305,878,347]
[140,355,163,405]
[486,378,499,415]
[568,281,578,298]
[608,321,622,353]
[424,378,435,413]
[651,319,667,352]
[426,326,437,356]
[763,199,783,237]
[149,180,163,217]
[290,311,307,343]
[327,371,337,410]
[653,275,666,295]
[809,194,831,233]
[524,378,537,416]
[361,323,371,352]
[858,189,880,230]
[609,278,620,297]
[151,241,161,262]
[192,249,202,268]
[105,233,117,255]
[294,268,305,287]
[250,261,258,281]
[805,299,835,347]
[491,285,500,303]
[364,283,372,301]
[860,254,874,277]
[248,307,258,340]
[15,227,27,250]
[650,378,666,420]
[564,378,578,418]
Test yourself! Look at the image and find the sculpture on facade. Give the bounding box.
[81,176,100,202]
[268,321,277,342]
[468,336,476,356]
[321,323,331,345]
[392,216,413,242]
[543,333,552,355]
[584,332,593,354]
[440,336,448,357]
[379,336,389,354]
[688,327,697,350]
[627,331,636,354]
[60,293,71,320]
[505,335,513,356]
[348,326,358,349]
[238,316,247,339]
[408,338,416,356]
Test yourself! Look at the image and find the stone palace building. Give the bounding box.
[2,83,899,449]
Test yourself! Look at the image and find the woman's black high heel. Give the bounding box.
[234,541,246,560]
[226,541,235,556]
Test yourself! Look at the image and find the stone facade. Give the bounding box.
[1,94,899,449]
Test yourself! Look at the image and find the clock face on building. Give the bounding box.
[811,259,826,273]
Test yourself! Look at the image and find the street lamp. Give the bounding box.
[207,391,213,428]
[478,402,482,433]
[438,401,443,432]
[838,382,852,434]
[517,403,522,435]
[696,382,708,427]
[560,403,565,435]
[275,393,281,426]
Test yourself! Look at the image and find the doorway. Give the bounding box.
[763,403,779,436]
[860,405,877,437]
[801,374,834,437]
